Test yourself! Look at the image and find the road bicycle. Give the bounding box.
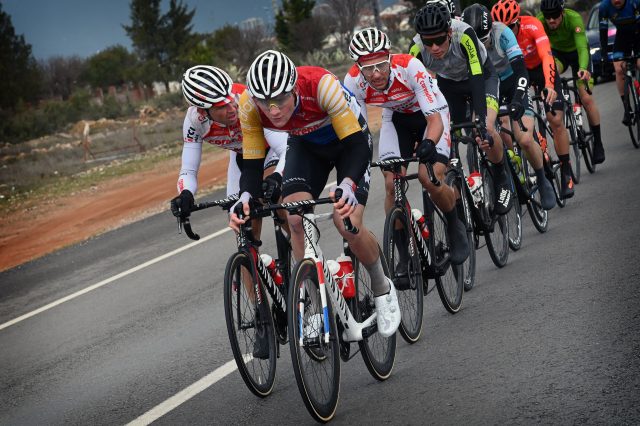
[275,194,396,422]
[496,107,550,243]
[371,157,467,344]
[616,55,640,148]
[457,119,510,268]
[176,194,292,398]
[560,76,597,179]
[531,92,567,208]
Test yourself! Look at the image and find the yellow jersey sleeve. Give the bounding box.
[317,74,362,140]
[238,91,268,160]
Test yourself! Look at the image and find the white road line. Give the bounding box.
[0,180,338,332]
[126,358,240,426]
[0,227,232,332]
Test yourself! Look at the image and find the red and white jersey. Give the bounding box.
[343,54,448,117]
[182,83,246,153]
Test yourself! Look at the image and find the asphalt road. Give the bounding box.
[1,81,639,425]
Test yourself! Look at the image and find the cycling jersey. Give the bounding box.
[599,0,640,57]
[486,21,524,80]
[537,9,590,71]
[343,53,451,162]
[514,15,557,89]
[409,18,490,121]
[177,83,286,196]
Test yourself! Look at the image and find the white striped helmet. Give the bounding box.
[349,27,391,61]
[181,65,234,109]
[246,50,298,100]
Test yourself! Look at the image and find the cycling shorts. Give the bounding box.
[528,64,564,112]
[377,110,450,166]
[281,115,372,205]
[553,49,594,89]
[226,148,279,196]
[499,74,534,117]
[612,31,640,60]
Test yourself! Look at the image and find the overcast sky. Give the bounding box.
[3,0,396,60]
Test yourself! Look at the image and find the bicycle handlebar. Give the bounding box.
[560,76,592,96]
[371,156,440,187]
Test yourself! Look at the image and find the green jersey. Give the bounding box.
[537,9,590,70]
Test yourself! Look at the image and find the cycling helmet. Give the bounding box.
[426,0,456,16]
[461,4,492,42]
[540,0,565,13]
[246,50,297,100]
[181,65,234,109]
[415,1,451,36]
[349,27,391,61]
[491,0,520,26]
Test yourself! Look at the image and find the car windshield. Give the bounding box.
[587,5,599,30]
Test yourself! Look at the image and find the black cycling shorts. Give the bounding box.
[390,111,449,166]
[528,64,564,112]
[499,73,534,116]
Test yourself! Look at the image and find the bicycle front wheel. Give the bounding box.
[567,112,582,184]
[580,127,596,174]
[223,252,277,397]
[485,213,509,268]
[288,258,340,423]
[383,207,423,343]
[507,198,523,251]
[354,240,397,379]
[627,77,640,148]
[427,198,464,313]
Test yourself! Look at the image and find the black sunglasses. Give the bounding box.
[421,34,449,47]
[543,10,563,20]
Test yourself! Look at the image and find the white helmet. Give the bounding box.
[181,65,234,109]
[349,27,391,61]
[246,50,298,100]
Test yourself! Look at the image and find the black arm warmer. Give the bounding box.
[336,129,371,184]
[509,55,529,106]
[239,158,264,199]
[599,28,608,56]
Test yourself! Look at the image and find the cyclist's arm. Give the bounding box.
[264,129,288,175]
[501,26,529,105]
[460,27,487,122]
[177,113,203,195]
[318,74,369,184]
[238,92,268,199]
[570,12,590,71]
[599,4,610,56]
[531,18,557,89]
[343,68,369,122]
[407,57,444,141]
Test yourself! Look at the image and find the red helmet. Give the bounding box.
[491,0,520,26]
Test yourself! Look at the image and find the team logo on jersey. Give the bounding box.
[414,70,426,82]
[575,27,581,33]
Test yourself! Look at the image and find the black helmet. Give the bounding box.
[540,0,565,13]
[462,4,492,42]
[415,2,451,36]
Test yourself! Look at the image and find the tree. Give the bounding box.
[160,0,197,79]
[0,3,41,112]
[274,0,315,52]
[324,0,368,50]
[123,0,162,63]
[81,45,138,88]
[40,56,86,100]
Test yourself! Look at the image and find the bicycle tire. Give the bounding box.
[481,164,509,268]
[580,127,596,174]
[507,198,523,251]
[625,77,640,148]
[383,207,423,343]
[426,196,464,313]
[632,78,640,149]
[445,170,476,292]
[522,147,549,234]
[353,241,397,378]
[223,251,277,398]
[552,163,566,208]
[566,106,582,184]
[288,258,340,423]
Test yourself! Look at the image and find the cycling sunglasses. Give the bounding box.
[254,92,294,110]
[543,10,563,20]
[358,58,391,77]
[421,34,449,47]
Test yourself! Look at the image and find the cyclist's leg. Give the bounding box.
[612,33,632,121]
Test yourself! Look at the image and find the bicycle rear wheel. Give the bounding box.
[508,199,523,251]
[552,162,566,208]
[427,197,464,313]
[626,77,640,148]
[522,151,549,233]
[223,252,277,397]
[580,127,596,174]
[353,242,397,379]
[567,111,582,184]
[383,207,423,343]
[288,258,340,423]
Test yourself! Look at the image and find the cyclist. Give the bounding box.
[492,0,575,200]
[170,65,288,359]
[538,0,606,165]
[343,27,469,267]
[410,1,514,216]
[170,65,287,222]
[462,4,556,210]
[229,50,401,338]
[598,0,640,126]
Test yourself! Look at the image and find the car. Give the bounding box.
[586,2,616,83]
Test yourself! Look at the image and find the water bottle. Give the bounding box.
[330,254,355,299]
[573,103,583,127]
[260,253,283,286]
[507,149,525,185]
[411,208,430,240]
[466,171,484,205]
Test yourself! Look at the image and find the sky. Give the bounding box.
[3,0,396,60]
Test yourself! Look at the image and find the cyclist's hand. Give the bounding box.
[228,192,251,232]
[330,178,358,219]
[416,138,437,164]
[261,172,282,204]
[578,69,591,82]
[475,126,494,151]
[170,190,194,219]
[544,87,557,105]
[509,102,525,121]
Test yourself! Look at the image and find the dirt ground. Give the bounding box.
[0,108,382,272]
